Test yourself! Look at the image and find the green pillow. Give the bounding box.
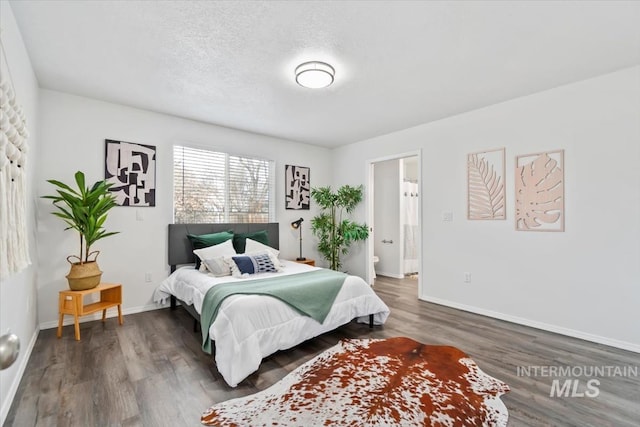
[233,230,269,253]
[187,231,234,268]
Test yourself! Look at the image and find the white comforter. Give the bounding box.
[153,261,390,387]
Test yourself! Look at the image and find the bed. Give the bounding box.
[154,223,390,387]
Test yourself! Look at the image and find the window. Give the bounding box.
[173,145,275,224]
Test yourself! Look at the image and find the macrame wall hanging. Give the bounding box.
[0,39,31,279]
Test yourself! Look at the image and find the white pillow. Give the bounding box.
[244,238,282,264]
[193,239,237,277]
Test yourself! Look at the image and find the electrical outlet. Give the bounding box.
[442,211,453,222]
[145,272,152,283]
[464,272,471,283]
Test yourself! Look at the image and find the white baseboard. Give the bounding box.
[1,326,39,426]
[376,271,405,279]
[420,295,640,354]
[39,303,164,330]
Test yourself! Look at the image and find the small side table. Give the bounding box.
[57,283,123,341]
[293,259,315,267]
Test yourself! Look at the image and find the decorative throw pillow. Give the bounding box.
[202,257,233,277]
[232,230,269,254]
[230,252,278,277]
[188,231,234,249]
[245,239,284,268]
[193,239,237,276]
[188,231,234,269]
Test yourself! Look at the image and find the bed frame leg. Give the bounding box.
[369,314,374,328]
[170,295,177,310]
[193,319,200,333]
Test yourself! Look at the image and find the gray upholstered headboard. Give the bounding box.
[168,223,280,267]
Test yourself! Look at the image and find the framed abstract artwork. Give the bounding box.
[285,164,310,210]
[515,149,564,232]
[105,139,156,206]
[467,148,506,220]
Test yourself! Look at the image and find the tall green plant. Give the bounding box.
[43,171,119,264]
[310,185,369,271]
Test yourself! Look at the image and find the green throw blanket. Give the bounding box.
[200,269,348,354]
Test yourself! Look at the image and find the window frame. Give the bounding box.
[172,143,276,224]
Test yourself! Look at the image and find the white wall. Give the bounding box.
[332,66,640,351]
[36,89,332,327]
[0,2,40,423]
[403,157,419,182]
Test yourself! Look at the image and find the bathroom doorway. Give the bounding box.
[366,151,421,297]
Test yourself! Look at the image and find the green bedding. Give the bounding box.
[200,269,347,354]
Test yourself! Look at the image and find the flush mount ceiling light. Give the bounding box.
[295,61,335,89]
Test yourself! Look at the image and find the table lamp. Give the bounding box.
[290,218,306,261]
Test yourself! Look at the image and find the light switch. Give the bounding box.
[136,209,144,221]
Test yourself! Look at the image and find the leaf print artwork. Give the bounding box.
[467,148,506,220]
[515,150,564,231]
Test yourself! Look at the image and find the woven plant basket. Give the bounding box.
[66,252,102,291]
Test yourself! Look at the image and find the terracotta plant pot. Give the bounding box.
[66,252,102,291]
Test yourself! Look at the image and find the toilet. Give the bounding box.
[372,255,380,280]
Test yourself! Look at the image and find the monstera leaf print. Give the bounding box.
[468,152,505,219]
[515,151,564,231]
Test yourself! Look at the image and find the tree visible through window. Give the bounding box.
[173,145,274,223]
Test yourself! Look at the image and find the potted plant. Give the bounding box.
[310,185,369,271]
[43,171,119,290]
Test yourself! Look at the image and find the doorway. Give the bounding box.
[366,151,422,297]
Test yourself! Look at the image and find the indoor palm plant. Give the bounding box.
[310,185,369,271]
[43,171,119,290]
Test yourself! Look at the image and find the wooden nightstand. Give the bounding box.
[57,283,123,341]
[293,259,315,267]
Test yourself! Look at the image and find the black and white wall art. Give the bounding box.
[285,164,310,210]
[105,139,156,206]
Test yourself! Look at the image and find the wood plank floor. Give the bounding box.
[5,276,639,426]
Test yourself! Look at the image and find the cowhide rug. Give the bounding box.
[202,337,509,426]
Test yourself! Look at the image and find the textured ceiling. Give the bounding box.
[9,1,640,147]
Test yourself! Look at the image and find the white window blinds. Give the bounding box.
[173,145,275,224]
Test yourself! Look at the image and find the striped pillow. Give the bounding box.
[231,252,277,277]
